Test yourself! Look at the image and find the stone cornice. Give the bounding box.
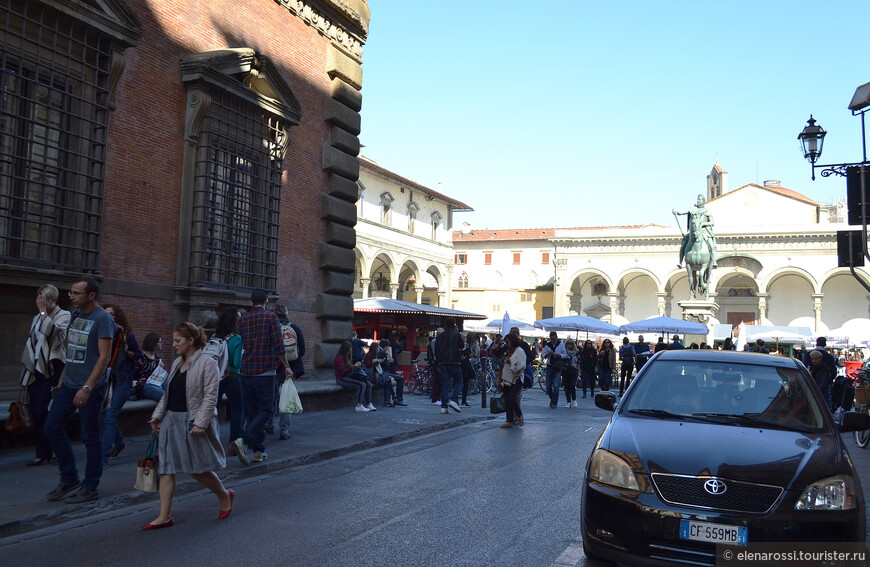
[274,0,369,59]
[357,218,453,252]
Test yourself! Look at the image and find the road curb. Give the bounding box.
[1,414,496,540]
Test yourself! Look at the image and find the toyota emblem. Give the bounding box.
[703,479,727,495]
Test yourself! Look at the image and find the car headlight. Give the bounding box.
[795,476,858,511]
[589,449,640,490]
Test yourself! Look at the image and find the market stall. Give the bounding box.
[353,298,486,371]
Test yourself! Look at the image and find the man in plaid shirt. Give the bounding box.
[232,289,287,466]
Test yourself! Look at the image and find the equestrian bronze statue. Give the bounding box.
[673,194,718,299]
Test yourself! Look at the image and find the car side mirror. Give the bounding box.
[839,411,870,433]
[595,391,617,412]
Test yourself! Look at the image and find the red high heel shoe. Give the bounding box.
[219,489,234,519]
[142,517,174,530]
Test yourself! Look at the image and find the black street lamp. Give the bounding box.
[799,82,870,180]
[798,116,826,179]
[800,81,870,293]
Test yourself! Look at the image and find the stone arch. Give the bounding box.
[616,268,660,321]
[568,269,615,318]
[397,258,424,302]
[763,268,816,326]
[368,252,397,297]
[353,247,371,298]
[760,267,819,294]
[423,263,445,305]
[663,269,691,319]
[714,270,760,328]
[820,270,870,329]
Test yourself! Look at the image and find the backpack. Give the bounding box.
[282,322,299,363]
[202,337,229,378]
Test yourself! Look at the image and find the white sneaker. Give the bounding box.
[565,402,572,408]
[572,401,578,407]
[448,400,462,413]
[367,403,377,411]
[355,405,370,412]
[432,400,442,405]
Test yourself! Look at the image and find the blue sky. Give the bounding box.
[359,1,867,230]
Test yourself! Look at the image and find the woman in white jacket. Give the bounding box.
[499,333,527,429]
[143,322,233,529]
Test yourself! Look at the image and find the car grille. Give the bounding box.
[649,539,716,566]
[651,473,783,514]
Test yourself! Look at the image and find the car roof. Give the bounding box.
[652,349,805,369]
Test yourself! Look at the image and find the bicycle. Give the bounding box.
[468,359,482,396]
[482,358,499,393]
[532,360,547,392]
[852,368,870,448]
[406,359,432,396]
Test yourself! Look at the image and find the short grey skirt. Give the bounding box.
[157,411,226,475]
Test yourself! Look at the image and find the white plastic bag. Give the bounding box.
[279,378,303,414]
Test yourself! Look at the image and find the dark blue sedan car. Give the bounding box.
[582,350,868,566]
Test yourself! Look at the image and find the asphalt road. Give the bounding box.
[2,388,869,566]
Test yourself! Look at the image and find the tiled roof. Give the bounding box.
[707,183,817,206]
[452,224,663,242]
[360,156,472,211]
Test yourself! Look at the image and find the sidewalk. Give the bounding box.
[0,393,496,539]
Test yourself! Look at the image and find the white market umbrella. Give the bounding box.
[534,315,619,336]
[745,329,811,352]
[617,316,707,336]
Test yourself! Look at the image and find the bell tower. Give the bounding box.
[707,162,727,201]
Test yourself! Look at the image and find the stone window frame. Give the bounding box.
[178,48,301,293]
[379,191,394,227]
[431,211,442,240]
[0,0,140,272]
[407,200,419,233]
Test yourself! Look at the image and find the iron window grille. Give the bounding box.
[188,88,283,293]
[0,0,112,272]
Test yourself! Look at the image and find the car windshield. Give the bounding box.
[622,360,827,433]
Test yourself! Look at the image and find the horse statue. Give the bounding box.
[684,213,714,299]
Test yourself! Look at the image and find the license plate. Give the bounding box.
[679,519,747,546]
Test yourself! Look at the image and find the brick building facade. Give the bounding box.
[0,0,369,397]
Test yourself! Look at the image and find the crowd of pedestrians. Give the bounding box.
[16,281,308,521]
[16,278,854,518]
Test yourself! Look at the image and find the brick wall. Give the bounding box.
[0,0,368,395]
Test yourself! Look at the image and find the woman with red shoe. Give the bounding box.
[143,322,233,529]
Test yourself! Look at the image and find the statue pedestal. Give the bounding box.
[678,299,719,344]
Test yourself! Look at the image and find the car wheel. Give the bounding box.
[582,538,603,562]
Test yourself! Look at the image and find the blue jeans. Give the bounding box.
[219,373,244,442]
[44,382,106,490]
[28,374,55,461]
[546,364,562,407]
[267,378,291,435]
[240,375,275,453]
[379,372,404,403]
[141,383,165,402]
[440,365,463,408]
[817,378,833,411]
[598,367,613,391]
[101,379,131,461]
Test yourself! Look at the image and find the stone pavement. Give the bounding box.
[0,391,497,539]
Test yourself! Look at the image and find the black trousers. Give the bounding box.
[563,368,578,403]
[504,380,523,423]
[619,362,634,394]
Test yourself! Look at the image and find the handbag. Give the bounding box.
[489,395,506,414]
[134,433,159,493]
[5,387,34,433]
[278,377,304,414]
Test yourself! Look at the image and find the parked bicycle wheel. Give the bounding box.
[853,386,870,448]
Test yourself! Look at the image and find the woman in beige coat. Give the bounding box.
[143,322,233,529]
[498,333,527,429]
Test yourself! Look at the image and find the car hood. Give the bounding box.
[602,415,844,489]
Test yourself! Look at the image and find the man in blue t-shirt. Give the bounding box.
[44,278,116,504]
